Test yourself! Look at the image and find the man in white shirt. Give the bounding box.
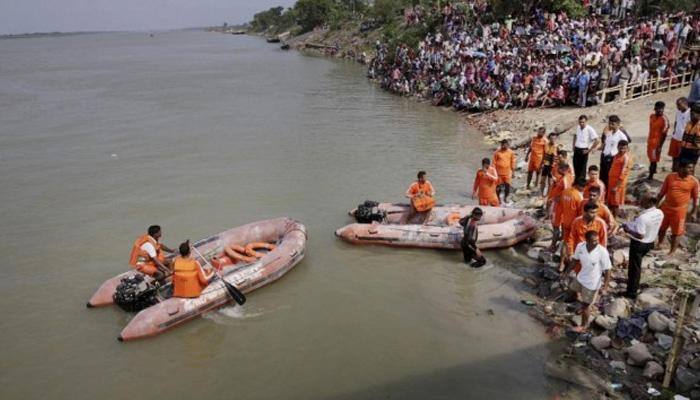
[599,115,629,186]
[565,229,612,333]
[573,115,600,180]
[621,194,664,299]
[670,97,691,171]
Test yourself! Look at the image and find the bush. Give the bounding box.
[294,0,336,33]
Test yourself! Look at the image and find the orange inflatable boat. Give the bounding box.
[87,218,306,341]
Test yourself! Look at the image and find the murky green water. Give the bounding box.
[0,31,557,399]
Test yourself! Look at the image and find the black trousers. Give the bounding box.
[461,240,485,264]
[573,147,589,180]
[627,239,654,298]
[599,154,614,187]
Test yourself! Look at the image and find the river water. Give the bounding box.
[0,31,558,399]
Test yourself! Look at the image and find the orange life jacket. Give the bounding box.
[128,234,161,268]
[172,256,208,298]
[412,196,436,212]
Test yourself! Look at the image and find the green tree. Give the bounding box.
[294,0,336,33]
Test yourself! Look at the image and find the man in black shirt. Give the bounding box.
[459,208,486,268]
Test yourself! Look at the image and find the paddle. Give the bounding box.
[191,246,246,306]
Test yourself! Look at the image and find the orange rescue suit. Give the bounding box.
[172,256,210,298]
[659,173,700,236]
[407,181,436,212]
[473,166,500,206]
[647,114,669,163]
[555,187,583,236]
[493,148,516,185]
[528,136,548,172]
[607,152,632,206]
[128,234,164,276]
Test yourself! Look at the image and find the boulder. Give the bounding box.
[590,335,611,351]
[643,361,664,379]
[527,247,542,260]
[605,298,631,318]
[595,315,619,331]
[627,342,653,366]
[690,357,700,371]
[675,366,700,393]
[656,333,673,351]
[610,360,627,371]
[613,248,629,267]
[541,267,560,281]
[637,292,671,311]
[648,311,671,333]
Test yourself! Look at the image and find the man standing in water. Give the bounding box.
[404,170,436,224]
[564,230,612,333]
[493,139,516,204]
[459,208,486,268]
[128,225,175,280]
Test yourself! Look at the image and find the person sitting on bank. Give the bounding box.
[472,158,499,206]
[459,208,486,268]
[172,241,214,298]
[563,230,612,333]
[404,170,436,224]
[128,225,175,280]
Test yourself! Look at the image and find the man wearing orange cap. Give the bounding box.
[657,162,699,254]
[493,139,516,204]
[526,127,548,190]
[646,101,670,181]
[607,140,632,218]
[473,158,500,206]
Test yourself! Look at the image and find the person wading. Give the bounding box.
[563,230,612,333]
[128,225,175,280]
[607,140,632,218]
[172,241,214,298]
[404,170,436,224]
[572,115,599,181]
[599,115,628,187]
[472,158,499,206]
[459,208,486,268]
[621,194,664,299]
[493,139,516,204]
[526,127,548,189]
[657,162,699,255]
[646,101,670,181]
[669,97,690,172]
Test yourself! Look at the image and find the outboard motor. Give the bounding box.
[354,200,386,223]
[113,274,159,312]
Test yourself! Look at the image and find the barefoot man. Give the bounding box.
[526,127,548,189]
[657,162,699,254]
[493,139,516,204]
[607,140,632,218]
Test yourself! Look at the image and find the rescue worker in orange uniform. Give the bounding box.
[539,132,561,196]
[547,161,574,251]
[582,165,606,201]
[679,104,700,175]
[172,241,214,298]
[472,158,500,206]
[646,101,670,181]
[404,170,436,224]
[580,186,617,233]
[555,177,586,271]
[607,140,632,218]
[551,150,570,183]
[525,127,548,190]
[493,139,516,204]
[657,162,699,254]
[128,225,175,280]
[562,203,608,272]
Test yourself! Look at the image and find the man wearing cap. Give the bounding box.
[572,115,599,181]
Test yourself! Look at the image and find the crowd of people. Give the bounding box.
[369,1,700,111]
[403,97,699,332]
